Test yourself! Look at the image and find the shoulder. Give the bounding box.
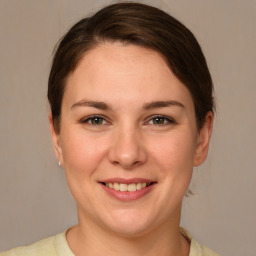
[0,235,57,256]
[190,239,220,256]
[180,227,221,256]
[0,232,73,256]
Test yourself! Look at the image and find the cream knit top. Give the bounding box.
[1,228,220,256]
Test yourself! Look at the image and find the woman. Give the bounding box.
[1,2,219,256]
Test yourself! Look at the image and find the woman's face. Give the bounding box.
[50,43,212,236]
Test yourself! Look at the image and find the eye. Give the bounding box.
[147,115,176,125]
[81,115,108,125]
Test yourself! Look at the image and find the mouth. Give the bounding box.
[101,182,154,192]
[99,179,156,201]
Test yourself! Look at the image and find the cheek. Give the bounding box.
[60,129,109,177]
[149,130,196,168]
[148,129,197,191]
[60,130,111,205]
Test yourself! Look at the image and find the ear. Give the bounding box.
[194,112,214,166]
[49,113,63,165]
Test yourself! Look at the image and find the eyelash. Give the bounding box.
[80,115,176,126]
[146,115,176,126]
[80,115,109,125]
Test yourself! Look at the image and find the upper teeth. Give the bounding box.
[105,182,148,192]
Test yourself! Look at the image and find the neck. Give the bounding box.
[66,206,190,256]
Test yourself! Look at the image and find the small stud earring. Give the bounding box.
[58,161,61,167]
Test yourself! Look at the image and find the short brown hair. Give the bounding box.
[48,2,214,133]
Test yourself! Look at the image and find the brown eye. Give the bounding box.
[81,116,107,125]
[90,117,104,125]
[147,115,176,125]
[152,117,166,125]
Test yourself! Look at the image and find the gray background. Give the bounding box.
[0,0,255,255]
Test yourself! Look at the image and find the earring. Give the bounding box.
[58,161,61,167]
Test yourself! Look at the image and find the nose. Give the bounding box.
[108,126,147,169]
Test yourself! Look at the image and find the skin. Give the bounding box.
[49,43,213,256]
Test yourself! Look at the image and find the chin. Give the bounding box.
[107,222,151,238]
[101,208,158,237]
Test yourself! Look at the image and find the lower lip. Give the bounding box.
[100,183,156,201]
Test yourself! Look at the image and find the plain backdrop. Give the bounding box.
[0,0,255,255]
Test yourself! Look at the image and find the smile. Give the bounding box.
[104,182,152,192]
[100,179,156,201]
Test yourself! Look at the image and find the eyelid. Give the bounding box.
[80,114,176,126]
[80,114,110,125]
[145,115,177,125]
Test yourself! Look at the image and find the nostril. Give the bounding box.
[111,158,142,169]
[108,138,148,169]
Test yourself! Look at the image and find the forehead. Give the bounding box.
[64,43,194,110]
[73,43,171,82]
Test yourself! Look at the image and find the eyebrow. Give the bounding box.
[142,100,185,110]
[70,100,184,111]
[71,100,110,110]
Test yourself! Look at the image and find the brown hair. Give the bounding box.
[48,2,214,133]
